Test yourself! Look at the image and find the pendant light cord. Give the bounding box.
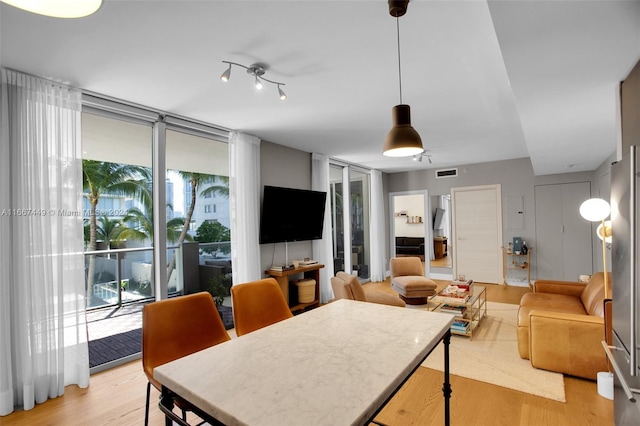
[396,15,403,105]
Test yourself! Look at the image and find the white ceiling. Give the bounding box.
[1,0,639,175]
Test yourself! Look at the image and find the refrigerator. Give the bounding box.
[610,144,640,424]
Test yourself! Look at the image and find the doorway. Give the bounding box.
[389,190,430,277]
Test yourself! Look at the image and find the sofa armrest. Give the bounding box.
[528,309,607,380]
[533,280,586,297]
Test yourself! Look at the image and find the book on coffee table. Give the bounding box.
[450,279,473,291]
[440,303,467,315]
[435,289,470,304]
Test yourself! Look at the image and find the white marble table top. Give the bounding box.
[154,299,454,426]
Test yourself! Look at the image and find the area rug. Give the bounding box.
[416,301,566,402]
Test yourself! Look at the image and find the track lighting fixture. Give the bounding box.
[220,61,287,101]
[412,152,432,163]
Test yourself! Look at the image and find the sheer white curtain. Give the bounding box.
[369,169,387,282]
[229,131,261,284]
[0,69,89,416]
[311,153,335,303]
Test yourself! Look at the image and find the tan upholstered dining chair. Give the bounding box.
[142,292,231,425]
[231,277,293,336]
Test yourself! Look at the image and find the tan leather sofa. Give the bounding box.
[516,272,610,380]
[330,271,406,308]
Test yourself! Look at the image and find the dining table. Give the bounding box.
[154,298,454,426]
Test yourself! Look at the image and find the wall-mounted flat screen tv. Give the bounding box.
[259,185,327,244]
[433,207,445,230]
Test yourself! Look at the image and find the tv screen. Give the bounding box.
[259,186,327,244]
[433,207,445,230]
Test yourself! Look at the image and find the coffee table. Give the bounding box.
[431,285,487,339]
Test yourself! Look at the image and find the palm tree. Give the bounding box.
[120,206,191,244]
[200,175,229,198]
[166,172,228,282]
[83,214,127,248]
[82,160,151,303]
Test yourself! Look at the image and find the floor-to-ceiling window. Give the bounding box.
[330,164,345,273]
[165,124,230,316]
[81,98,230,372]
[330,163,371,280]
[350,169,370,279]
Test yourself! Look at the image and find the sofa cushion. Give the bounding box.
[517,296,586,327]
[519,292,587,315]
[580,272,607,317]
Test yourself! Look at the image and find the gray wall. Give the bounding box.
[385,156,603,280]
[258,139,615,282]
[259,141,314,274]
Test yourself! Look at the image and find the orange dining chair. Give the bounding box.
[142,292,231,425]
[231,278,293,336]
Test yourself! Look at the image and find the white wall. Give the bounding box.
[393,194,425,238]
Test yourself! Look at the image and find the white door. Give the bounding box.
[452,185,503,284]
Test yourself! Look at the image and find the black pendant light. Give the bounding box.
[383,0,425,157]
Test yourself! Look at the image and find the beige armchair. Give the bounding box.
[330,271,405,308]
[389,257,438,305]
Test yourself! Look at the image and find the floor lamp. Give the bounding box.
[579,198,612,299]
[579,197,615,399]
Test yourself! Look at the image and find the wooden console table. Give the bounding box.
[265,263,324,313]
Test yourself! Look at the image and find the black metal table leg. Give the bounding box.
[442,330,452,426]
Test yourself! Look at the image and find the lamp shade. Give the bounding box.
[597,220,612,243]
[383,105,424,157]
[579,198,610,222]
[1,0,102,18]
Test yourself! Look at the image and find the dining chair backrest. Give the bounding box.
[142,292,231,390]
[231,278,293,336]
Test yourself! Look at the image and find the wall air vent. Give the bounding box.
[435,168,458,179]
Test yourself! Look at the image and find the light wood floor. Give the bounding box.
[0,280,613,426]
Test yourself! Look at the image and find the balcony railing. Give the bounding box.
[84,241,231,310]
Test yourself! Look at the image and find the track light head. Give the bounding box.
[278,85,287,101]
[412,152,433,164]
[255,76,263,90]
[220,64,231,82]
